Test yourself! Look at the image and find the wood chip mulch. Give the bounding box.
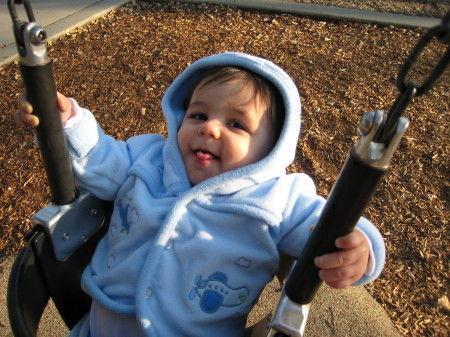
[0,1,448,336]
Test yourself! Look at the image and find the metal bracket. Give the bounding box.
[355,110,409,169]
[31,190,105,261]
[265,288,310,337]
[18,21,49,66]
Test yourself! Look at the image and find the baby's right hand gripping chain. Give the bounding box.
[8,0,106,262]
[8,0,76,205]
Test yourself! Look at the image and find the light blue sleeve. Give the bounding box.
[277,173,325,257]
[63,102,165,200]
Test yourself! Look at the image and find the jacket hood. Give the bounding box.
[161,52,301,194]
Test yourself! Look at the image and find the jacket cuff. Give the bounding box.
[353,218,386,286]
[64,99,101,158]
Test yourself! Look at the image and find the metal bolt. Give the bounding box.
[62,233,70,241]
[91,208,98,216]
[29,26,47,45]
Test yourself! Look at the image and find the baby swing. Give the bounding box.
[6,0,450,336]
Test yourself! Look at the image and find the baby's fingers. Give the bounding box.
[15,93,39,127]
[335,229,366,250]
[314,249,360,270]
[318,264,360,288]
[14,109,39,127]
[316,251,365,288]
[17,93,32,113]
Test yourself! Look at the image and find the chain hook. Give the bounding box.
[8,0,48,65]
[8,0,39,58]
[8,0,35,27]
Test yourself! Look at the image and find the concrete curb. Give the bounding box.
[176,0,441,28]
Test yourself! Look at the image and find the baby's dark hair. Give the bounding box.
[185,66,285,139]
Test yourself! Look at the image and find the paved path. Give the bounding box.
[0,0,129,66]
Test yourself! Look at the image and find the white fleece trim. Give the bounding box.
[356,227,375,275]
[63,98,84,128]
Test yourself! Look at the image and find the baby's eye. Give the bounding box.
[230,121,245,130]
[189,113,207,121]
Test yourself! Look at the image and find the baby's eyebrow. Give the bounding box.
[231,106,250,118]
[187,100,207,109]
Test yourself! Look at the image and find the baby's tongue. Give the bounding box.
[196,150,214,160]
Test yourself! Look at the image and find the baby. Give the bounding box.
[15,52,384,337]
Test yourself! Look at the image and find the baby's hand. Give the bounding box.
[14,92,73,127]
[314,228,370,288]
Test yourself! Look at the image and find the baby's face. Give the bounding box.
[178,79,276,185]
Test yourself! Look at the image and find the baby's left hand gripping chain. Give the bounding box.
[264,9,450,337]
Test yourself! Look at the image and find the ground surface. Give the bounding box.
[0,1,449,336]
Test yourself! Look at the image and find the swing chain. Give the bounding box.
[397,10,450,97]
[375,11,450,144]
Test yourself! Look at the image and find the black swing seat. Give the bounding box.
[7,191,292,337]
[7,191,112,337]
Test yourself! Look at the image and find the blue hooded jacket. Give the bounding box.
[65,52,385,337]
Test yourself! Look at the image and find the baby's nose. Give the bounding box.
[200,120,221,139]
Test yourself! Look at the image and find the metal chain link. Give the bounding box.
[397,11,450,97]
[375,10,450,143]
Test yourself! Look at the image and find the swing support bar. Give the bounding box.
[8,0,76,205]
[8,0,106,260]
